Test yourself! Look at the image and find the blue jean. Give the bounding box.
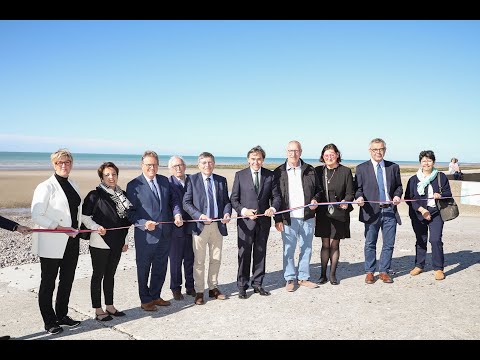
[364,207,397,273]
[282,218,314,281]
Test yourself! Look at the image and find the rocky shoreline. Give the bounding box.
[0,210,136,268]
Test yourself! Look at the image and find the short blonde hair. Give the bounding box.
[50,148,73,164]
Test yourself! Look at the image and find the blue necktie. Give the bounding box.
[254,171,259,195]
[150,179,160,204]
[376,164,387,203]
[206,177,215,218]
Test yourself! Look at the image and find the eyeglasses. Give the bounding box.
[323,154,337,159]
[172,164,184,169]
[370,148,385,153]
[287,150,301,153]
[143,163,158,168]
[55,161,72,167]
[199,161,214,166]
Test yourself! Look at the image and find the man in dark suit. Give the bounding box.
[0,215,31,340]
[167,155,196,300]
[230,146,281,299]
[126,150,184,311]
[183,152,232,305]
[354,138,403,284]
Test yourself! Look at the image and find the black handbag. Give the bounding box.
[435,174,459,222]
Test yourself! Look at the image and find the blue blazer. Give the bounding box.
[355,160,403,224]
[168,174,194,237]
[126,174,182,245]
[183,172,232,236]
[230,167,281,231]
[404,172,452,222]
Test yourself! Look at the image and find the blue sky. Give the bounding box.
[1,20,479,163]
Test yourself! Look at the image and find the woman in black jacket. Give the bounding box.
[404,150,451,281]
[82,162,132,321]
[314,144,354,285]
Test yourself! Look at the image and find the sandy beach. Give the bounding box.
[1,165,479,214]
[1,166,480,339]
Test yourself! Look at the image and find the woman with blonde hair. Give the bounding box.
[31,149,83,335]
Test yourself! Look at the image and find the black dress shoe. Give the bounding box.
[186,288,197,297]
[106,309,126,317]
[330,278,339,285]
[0,335,11,340]
[252,286,270,296]
[318,277,328,285]
[238,289,247,299]
[95,314,113,322]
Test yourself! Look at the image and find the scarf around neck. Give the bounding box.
[98,182,132,218]
[416,167,438,196]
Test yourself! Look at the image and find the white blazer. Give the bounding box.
[31,174,82,258]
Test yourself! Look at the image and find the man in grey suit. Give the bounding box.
[126,150,184,311]
[230,146,281,299]
[354,138,403,284]
[183,152,232,305]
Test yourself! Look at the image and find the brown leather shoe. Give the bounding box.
[153,297,171,306]
[365,272,375,284]
[285,280,295,292]
[434,270,445,280]
[194,293,204,305]
[208,288,226,300]
[172,289,184,301]
[378,272,393,283]
[410,267,423,276]
[140,301,158,311]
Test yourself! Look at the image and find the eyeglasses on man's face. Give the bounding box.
[199,160,214,166]
[172,164,184,169]
[287,149,301,153]
[143,163,158,168]
[370,148,385,153]
[55,160,72,167]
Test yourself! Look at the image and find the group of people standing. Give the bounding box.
[1,137,454,337]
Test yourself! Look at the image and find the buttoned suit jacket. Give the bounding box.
[354,160,403,225]
[126,174,181,246]
[230,167,281,232]
[183,172,232,236]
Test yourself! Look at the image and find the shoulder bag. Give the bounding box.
[435,174,459,222]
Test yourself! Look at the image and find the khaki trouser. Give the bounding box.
[192,224,223,293]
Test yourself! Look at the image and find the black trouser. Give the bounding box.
[39,237,79,327]
[237,221,270,290]
[89,246,122,308]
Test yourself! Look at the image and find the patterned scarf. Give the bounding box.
[416,167,438,196]
[98,182,132,218]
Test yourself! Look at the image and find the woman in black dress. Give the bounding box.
[315,144,354,285]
